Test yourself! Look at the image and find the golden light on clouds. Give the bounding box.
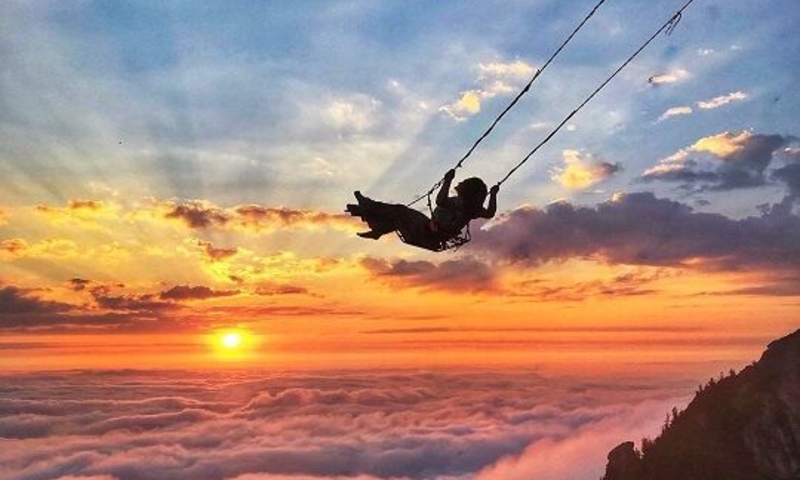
[551,149,619,190]
[690,130,751,156]
[221,331,243,349]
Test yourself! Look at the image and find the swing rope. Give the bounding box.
[496,0,695,187]
[407,0,611,208]
[409,0,697,208]
[400,0,697,252]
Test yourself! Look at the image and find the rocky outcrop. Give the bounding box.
[604,441,642,480]
[602,328,800,480]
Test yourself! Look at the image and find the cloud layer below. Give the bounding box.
[0,370,689,480]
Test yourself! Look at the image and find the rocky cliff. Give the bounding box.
[602,328,800,480]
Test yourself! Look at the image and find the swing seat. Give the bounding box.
[396,223,472,252]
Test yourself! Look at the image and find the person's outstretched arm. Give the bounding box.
[436,169,456,207]
[480,184,499,218]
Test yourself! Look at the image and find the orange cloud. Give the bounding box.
[254,283,310,296]
[0,208,8,226]
[550,150,621,190]
[34,199,118,227]
[232,205,355,232]
[152,199,357,233]
[510,269,674,301]
[1,238,29,258]
[690,130,752,157]
[197,240,238,262]
[0,238,80,260]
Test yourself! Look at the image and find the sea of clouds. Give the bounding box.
[0,369,693,480]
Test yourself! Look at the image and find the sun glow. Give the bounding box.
[209,329,256,362]
[221,332,242,349]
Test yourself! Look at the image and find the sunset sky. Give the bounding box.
[1,0,799,478]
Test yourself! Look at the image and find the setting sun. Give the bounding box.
[3,1,799,479]
[210,329,257,362]
[221,332,243,349]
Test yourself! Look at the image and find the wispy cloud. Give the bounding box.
[510,269,671,301]
[657,92,747,123]
[648,69,690,86]
[697,91,748,110]
[34,200,119,229]
[658,106,693,122]
[159,285,239,301]
[439,60,535,121]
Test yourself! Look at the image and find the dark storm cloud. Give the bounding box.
[0,370,687,480]
[360,257,497,292]
[642,132,793,191]
[471,192,800,272]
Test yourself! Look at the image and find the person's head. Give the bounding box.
[455,177,487,216]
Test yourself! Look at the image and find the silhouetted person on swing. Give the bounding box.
[346,169,499,251]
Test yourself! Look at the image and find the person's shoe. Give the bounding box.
[345,203,362,216]
[354,191,373,205]
[357,230,381,240]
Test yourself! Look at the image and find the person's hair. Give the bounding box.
[455,177,488,218]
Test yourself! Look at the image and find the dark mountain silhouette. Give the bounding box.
[602,328,800,480]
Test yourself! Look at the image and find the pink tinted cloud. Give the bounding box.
[473,399,680,480]
[0,370,691,480]
[360,257,497,292]
[471,192,800,275]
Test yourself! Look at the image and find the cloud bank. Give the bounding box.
[471,191,800,273]
[0,369,689,480]
[642,131,794,191]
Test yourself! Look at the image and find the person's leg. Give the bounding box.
[349,196,407,239]
[393,208,443,251]
[346,204,363,217]
[347,194,438,247]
